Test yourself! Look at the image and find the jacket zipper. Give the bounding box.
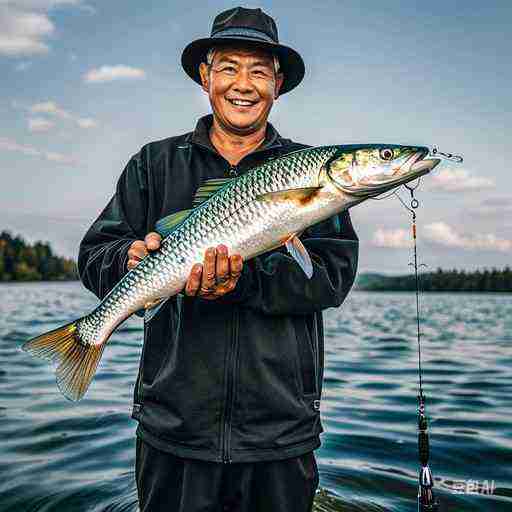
[222,306,239,463]
[221,163,239,464]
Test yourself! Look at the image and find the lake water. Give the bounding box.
[0,282,511,511]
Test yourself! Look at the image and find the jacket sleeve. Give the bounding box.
[212,210,359,315]
[78,153,148,300]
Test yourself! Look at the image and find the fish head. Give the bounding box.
[325,145,441,197]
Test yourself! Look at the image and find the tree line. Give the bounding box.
[0,231,78,282]
[357,267,512,292]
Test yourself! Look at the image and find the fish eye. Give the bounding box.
[379,148,394,161]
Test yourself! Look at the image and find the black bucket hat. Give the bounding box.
[181,7,305,95]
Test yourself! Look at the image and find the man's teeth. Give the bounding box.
[229,99,255,106]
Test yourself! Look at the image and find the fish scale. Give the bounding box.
[22,143,440,401]
[83,147,336,344]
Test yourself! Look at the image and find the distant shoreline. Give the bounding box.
[353,287,511,293]
[355,269,511,293]
[1,230,78,282]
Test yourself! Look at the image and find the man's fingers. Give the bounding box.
[145,232,162,251]
[200,247,217,294]
[185,264,203,296]
[126,233,162,271]
[127,240,147,270]
[128,240,147,259]
[183,249,242,299]
[215,245,230,285]
[230,254,243,280]
[127,259,138,271]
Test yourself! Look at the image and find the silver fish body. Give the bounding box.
[22,144,440,400]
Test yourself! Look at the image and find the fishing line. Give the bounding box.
[362,147,463,509]
[399,184,440,512]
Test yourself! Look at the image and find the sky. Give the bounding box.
[1,0,511,273]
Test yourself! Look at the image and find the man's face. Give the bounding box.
[199,45,284,136]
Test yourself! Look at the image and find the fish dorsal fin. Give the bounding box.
[256,187,321,204]
[192,178,232,207]
[155,178,233,237]
[144,297,169,323]
[155,209,193,238]
[284,234,313,279]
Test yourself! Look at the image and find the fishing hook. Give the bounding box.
[430,146,464,163]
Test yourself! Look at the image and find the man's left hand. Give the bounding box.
[184,245,243,300]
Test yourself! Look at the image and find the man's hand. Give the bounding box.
[128,236,243,300]
[127,232,162,270]
[185,245,243,300]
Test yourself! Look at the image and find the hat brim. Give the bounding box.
[181,37,305,95]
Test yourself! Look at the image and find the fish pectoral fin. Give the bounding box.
[285,234,314,279]
[256,187,321,204]
[155,209,193,238]
[144,297,169,323]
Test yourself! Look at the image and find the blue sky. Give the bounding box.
[1,0,510,273]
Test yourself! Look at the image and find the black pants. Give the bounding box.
[135,438,319,512]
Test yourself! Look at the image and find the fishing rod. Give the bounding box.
[405,184,439,512]
[387,180,439,511]
[380,146,463,511]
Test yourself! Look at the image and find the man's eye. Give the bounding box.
[222,66,237,74]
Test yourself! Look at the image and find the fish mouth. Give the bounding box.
[407,149,441,174]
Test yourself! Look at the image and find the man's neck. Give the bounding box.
[209,118,267,166]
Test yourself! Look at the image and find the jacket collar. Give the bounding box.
[188,114,282,154]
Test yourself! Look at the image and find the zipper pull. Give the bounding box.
[228,165,238,177]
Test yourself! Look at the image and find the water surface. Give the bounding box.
[0,283,510,511]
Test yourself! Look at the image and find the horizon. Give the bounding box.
[2,1,511,273]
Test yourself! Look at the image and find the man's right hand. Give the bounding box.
[127,232,162,270]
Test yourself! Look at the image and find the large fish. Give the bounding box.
[22,144,440,401]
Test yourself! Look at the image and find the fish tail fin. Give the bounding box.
[22,318,107,402]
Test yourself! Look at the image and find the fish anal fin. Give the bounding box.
[284,234,313,279]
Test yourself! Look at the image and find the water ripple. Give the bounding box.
[0,284,511,511]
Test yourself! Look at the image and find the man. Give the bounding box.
[78,7,359,512]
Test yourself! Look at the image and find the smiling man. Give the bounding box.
[78,7,359,512]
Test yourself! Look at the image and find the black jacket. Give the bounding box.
[78,115,359,463]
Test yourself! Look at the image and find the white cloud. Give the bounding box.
[372,228,412,248]
[28,117,55,132]
[429,167,494,192]
[45,151,75,164]
[0,1,84,57]
[424,222,511,252]
[76,117,97,129]
[31,100,72,119]
[372,222,511,252]
[28,100,97,129]
[84,65,147,83]
[0,136,77,165]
